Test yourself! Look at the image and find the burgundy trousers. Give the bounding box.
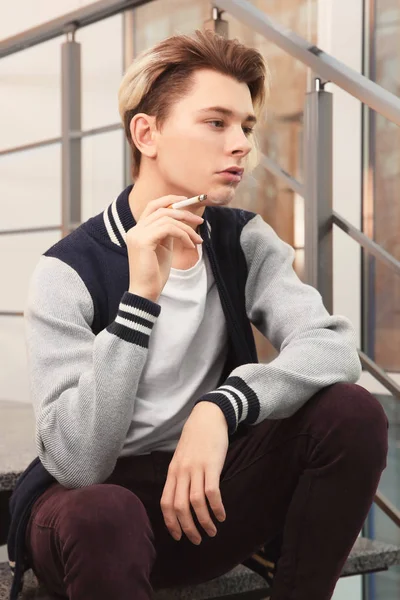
[25,383,388,600]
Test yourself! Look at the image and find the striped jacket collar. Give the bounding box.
[102,184,211,248]
[102,185,136,248]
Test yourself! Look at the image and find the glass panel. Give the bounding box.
[368,259,400,372]
[364,0,400,372]
[370,392,400,599]
[133,0,210,49]
[222,0,317,361]
[82,130,124,220]
[364,5,400,600]
[226,2,313,249]
[0,145,61,230]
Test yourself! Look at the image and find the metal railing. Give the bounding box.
[1,0,400,527]
[1,1,399,383]
[214,0,400,402]
[1,3,399,388]
[0,0,146,58]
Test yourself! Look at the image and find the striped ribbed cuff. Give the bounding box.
[195,376,260,435]
[106,292,161,348]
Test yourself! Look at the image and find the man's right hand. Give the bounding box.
[126,195,204,303]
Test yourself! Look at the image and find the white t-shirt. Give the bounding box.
[122,243,229,455]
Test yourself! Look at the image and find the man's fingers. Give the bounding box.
[151,222,199,250]
[160,474,181,541]
[174,473,202,545]
[205,468,226,523]
[141,195,187,219]
[144,207,204,227]
[190,470,217,538]
[153,218,203,245]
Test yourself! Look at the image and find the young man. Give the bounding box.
[8,29,388,600]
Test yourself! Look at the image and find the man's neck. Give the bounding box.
[128,178,169,222]
[128,177,204,226]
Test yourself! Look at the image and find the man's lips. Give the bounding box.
[218,167,244,176]
[217,171,242,182]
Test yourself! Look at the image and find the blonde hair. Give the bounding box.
[118,28,270,180]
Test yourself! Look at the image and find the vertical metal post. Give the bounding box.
[61,30,81,237]
[204,6,229,37]
[303,77,333,314]
[362,0,377,361]
[362,4,377,600]
[123,9,136,186]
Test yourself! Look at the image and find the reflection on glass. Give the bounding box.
[364,2,400,599]
[365,0,400,372]
[223,0,316,360]
[370,392,400,600]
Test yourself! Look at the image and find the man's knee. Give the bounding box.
[312,383,388,469]
[57,484,154,553]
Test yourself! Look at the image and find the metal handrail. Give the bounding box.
[0,136,61,157]
[0,124,122,157]
[216,0,400,127]
[70,122,122,139]
[359,351,400,400]
[0,225,61,236]
[375,491,400,529]
[333,212,400,277]
[1,0,400,126]
[259,154,304,196]
[0,0,146,58]
[260,163,400,287]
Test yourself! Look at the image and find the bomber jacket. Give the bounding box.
[7,185,361,598]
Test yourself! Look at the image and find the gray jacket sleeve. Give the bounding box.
[25,256,160,488]
[196,214,361,433]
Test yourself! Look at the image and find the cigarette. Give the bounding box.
[169,194,207,209]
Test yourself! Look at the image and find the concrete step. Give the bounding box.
[0,538,399,599]
[0,562,269,599]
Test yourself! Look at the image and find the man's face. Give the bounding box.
[152,69,255,207]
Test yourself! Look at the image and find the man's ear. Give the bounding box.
[129,113,157,159]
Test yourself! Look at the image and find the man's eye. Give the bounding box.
[208,121,254,136]
[208,120,224,128]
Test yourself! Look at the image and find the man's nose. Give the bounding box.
[229,128,252,156]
